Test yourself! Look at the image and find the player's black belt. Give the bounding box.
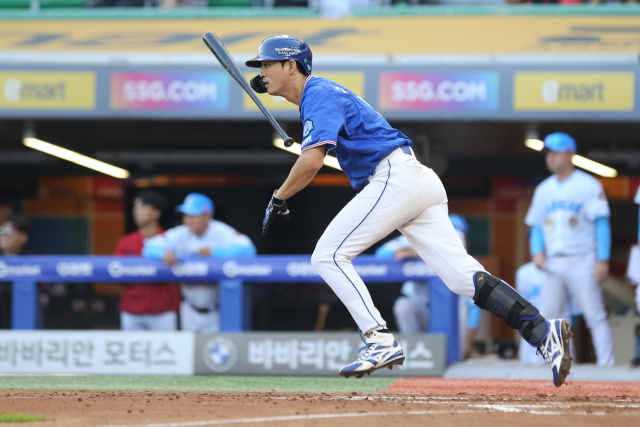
[189,303,214,314]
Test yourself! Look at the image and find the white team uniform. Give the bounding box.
[311,148,484,334]
[144,220,255,333]
[525,169,615,366]
[516,262,579,365]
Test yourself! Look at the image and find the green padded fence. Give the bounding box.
[1,4,640,19]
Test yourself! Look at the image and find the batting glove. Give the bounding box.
[262,190,290,236]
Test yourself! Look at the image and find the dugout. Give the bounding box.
[1,5,639,363]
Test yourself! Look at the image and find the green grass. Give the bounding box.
[0,413,47,423]
[0,376,396,394]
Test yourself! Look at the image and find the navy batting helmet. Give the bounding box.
[246,35,312,75]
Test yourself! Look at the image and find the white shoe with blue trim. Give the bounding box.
[537,319,572,387]
[339,330,405,378]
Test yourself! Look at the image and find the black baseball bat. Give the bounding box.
[202,32,295,148]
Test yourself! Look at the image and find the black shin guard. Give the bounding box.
[473,272,548,346]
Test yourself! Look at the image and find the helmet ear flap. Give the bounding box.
[250,75,267,94]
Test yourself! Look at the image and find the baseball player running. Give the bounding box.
[526,132,615,366]
[250,35,571,386]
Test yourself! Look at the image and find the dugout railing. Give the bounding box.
[0,255,460,363]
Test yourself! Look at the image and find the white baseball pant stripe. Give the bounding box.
[120,311,177,331]
[311,147,484,334]
[540,252,615,366]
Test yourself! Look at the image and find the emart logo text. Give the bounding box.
[4,78,67,102]
[541,80,604,104]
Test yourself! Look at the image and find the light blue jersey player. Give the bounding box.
[248,35,571,386]
[143,193,256,333]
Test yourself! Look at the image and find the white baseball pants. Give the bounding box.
[393,295,430,333]
[120,311,177,331]
[311,147,484,334]
[540,253,616,366]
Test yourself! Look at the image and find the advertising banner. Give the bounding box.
[0,255,438,283]
[513,72,635,111]
[0,331,195,375]
[0,71,95,110]
[243,73,365,111]
[4,16,640,55]
[110,72,229,110]
[195,333,446,376]
[379,72,499,111]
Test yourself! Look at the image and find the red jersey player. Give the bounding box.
[115,190,181,330]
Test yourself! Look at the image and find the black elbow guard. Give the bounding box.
[250,75,267,94]
[473,271,547,346]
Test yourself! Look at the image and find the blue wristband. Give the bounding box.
[530,226,544,256]
[595,217,611,261]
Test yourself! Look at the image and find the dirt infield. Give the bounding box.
[388,378,640,396]
[2,379,640,427]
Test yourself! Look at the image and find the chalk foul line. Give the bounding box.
[90,406,622,427]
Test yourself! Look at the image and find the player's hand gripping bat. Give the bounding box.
[203,32,295,147]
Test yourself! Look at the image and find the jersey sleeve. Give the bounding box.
[300,88,343,153]
[142,234,168,259]
[210,222,257,258]
[585,180,610,221]
[142,227,181,258]
[524,186,545,227]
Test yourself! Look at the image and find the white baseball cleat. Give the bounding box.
[537,318,572,387]
[339,329,405,379]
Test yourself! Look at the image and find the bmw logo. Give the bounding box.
[202,337,238,372]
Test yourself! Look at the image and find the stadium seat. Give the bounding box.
[40,0,86,7]
[208,0,253,7]
[0,0,31,8]
[0,0,86,8]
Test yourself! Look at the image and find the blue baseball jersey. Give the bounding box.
[299,76,412,190]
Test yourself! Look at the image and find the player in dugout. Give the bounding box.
[252,35,572,386]
[142,193,256,333]
[115,190,182,331]
[526,132,615,366]
[0,213,32,329]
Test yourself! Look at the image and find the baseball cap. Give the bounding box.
[175,193,214,216]
[544,132,577,154]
